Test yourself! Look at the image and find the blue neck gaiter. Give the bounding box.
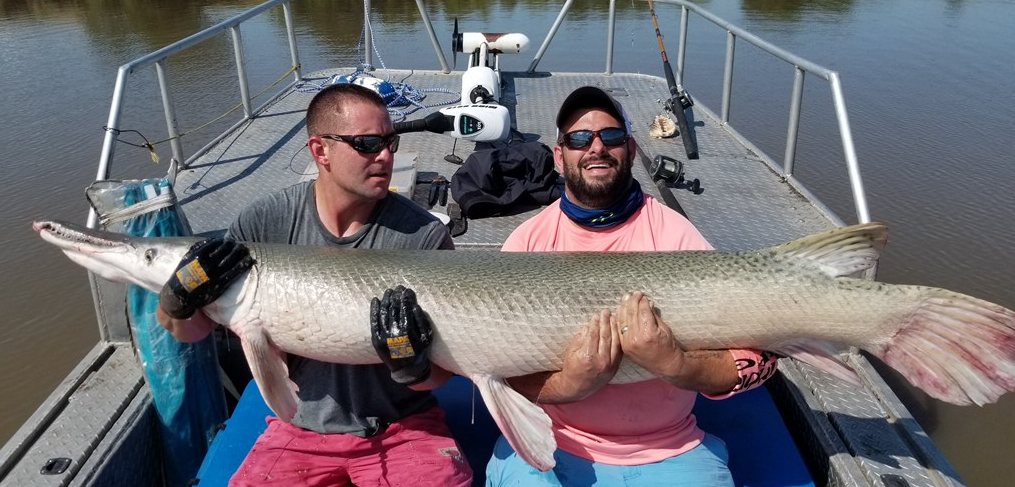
[559,180,644,229]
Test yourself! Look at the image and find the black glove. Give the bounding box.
[159,238,255,319]
[370,285,433,386]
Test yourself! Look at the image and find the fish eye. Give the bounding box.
[144,249,156,263]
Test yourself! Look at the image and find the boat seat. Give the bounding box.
[192,381,273,486]
[194,377,814,487]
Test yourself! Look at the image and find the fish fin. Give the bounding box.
[470,374,556,472]
[874,287,1015,406]
[775,341,861,385]
[238,327,299,421]
[771,223,888,277]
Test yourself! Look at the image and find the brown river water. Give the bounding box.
[1,1,1013,485]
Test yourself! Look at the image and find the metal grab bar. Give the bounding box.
[90,0,301,228]
[527,0,870,224]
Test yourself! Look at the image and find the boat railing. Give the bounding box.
[526,0,871,224]
[89,0,302,228]
[370,0,872,226]
[366,0,870,223]
[94,0,869,228]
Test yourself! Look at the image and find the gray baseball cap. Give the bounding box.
[555,86,632,135]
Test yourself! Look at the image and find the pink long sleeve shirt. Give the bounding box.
[502,195,773,465]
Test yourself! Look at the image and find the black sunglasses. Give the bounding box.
[558,128,628,150]
[318,133,400,154]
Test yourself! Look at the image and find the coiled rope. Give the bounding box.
[292,12,460,121]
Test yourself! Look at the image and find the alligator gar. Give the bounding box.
[33,220,1015,471]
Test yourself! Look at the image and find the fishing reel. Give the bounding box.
[667,89,694,112]
[650,154,701,194]
[452,19,529,104]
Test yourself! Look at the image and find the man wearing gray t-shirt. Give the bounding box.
[157,83,472,486]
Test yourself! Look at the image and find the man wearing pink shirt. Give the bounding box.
[484,86,778,486]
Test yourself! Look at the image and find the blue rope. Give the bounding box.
[354,20,386,72]
[293,13,461,121]
[293,70,460,122]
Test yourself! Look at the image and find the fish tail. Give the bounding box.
[876,287,1015,406]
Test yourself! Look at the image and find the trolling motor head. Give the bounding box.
[452,18,529,104]
[393,104,511,143]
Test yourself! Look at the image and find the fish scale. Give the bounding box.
[34,219,1015,472]
[224,243,910,383]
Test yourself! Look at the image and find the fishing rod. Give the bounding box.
[648,0,698,159]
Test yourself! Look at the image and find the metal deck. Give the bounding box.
[174,69,833,250]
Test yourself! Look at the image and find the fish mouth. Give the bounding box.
[33,220,128,252]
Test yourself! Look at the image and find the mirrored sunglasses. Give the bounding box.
[318,133,400,154]
[559,128,628,150]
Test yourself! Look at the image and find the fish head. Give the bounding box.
[33,220,202,293]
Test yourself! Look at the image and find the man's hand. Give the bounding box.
[617,291,686,379]
[616,291,742,394]
[507,310,622,403]
[159,239,255,319]
[554,309,622,400]
[371,285,433,386]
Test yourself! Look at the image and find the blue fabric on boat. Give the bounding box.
[92,178,228,486]
[195,381,274,485]
[197,378,813,487]
[694,387,816,487]
[433,375,500,486]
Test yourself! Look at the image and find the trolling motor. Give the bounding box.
[392,20,527,167]
[391,21,525,143]
[392,104,511,142]
[452,19,530,104]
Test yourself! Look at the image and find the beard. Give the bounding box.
[561,151,634,208]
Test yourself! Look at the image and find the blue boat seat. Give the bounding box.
[192,381,273,486]
[195,377,814,487]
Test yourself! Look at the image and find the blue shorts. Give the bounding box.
[485,433,733,487]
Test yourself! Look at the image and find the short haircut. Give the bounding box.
[306,83,388,136]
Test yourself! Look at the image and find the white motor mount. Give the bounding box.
[461,65,500,104]
[452,25,530,105]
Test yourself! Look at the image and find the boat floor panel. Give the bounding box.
[0,345,144,487]
[177,69,835,250]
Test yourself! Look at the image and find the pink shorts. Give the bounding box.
[229,407,473,486]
